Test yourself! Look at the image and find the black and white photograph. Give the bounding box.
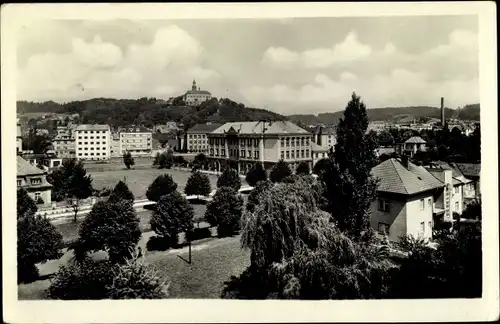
[2,2,498,323]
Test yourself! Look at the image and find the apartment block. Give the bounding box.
[186,123,222,153]
[75,124,111,161]
[119,127,152,157]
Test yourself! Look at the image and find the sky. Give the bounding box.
[16,16,479,115]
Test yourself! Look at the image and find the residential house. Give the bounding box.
[52,132,75,159]
[206,120,313,174]
[186,123,222,153]
[370,157,444,242]
[394,136,427,157]
[454,163,481,202]
[17,156,53,206]
[75,124,111,161]
[424,162,471,221]
[22,152,63,171]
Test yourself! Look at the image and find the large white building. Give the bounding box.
[206,120,313,174]
[118,127,153,157]
[75,124,111,161]
[183,80,212,106]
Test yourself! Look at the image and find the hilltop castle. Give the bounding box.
[183,80,212,106]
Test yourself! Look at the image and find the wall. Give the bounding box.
[451,184,464,215]
[263,138,279,162]
[405,192,434,240]
[370,193,407,242]
[27,188,52,206]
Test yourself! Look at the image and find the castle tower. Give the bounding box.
[192,79,197,91]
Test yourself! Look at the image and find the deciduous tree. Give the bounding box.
[150,191,194,247]
[205,187,244,237]
[17,188,38,218]
[245,162,267,187]
[75,200,141,263]
[269,160,292,183]
[295,161,310,175]
[108,180,135,203]
[123,151,135,169]
[184,171,212,196]
[217,168,241,191]
[146,174,178,202]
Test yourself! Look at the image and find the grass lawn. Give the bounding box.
[18,232,250,299]
[90,168,221,199]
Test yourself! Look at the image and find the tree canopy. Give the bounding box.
[217,168,241,191]
[17,188,38,219]
[146,174,178,202]
[205,187,244,237]
[184,171,212,196]
[108,180,135,203]
[295,161,311,175]
[269,160,292,183]
[245,162,267,187]
[47,158,93,202]
[123,151,135,169]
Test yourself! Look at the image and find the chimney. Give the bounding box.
[401,154,409,169]
[441,97,445,127]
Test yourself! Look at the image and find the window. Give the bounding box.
[454,186,459,194]
[301,150,304,158]
[455,201,459,211]
[428,221,432,231]
[241,150,245,158]
[378,223,389,235]
[286,151,290,159]
[281,151,284,159]
[428,198,432,207]
[78,153,82,156]
[291,151,295,159]
[296,150,300,158]
[378,199,390,212]
[420,222,425,235]
[17,179,22,186]
[34,192,41,200]
[420,199,425,210]
[281,138,284,147]
[254,151,259,159]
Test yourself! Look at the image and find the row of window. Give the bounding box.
[78,136,107,140]
[120,134,150,137]
[280,137,311,147]
[378,221,433,236]
[280,149,310,160]
[77,152,108,156]
[208,138,259,147]
[78,142,107,146]
[77,130,107,134]
[208,149,260,159]
[189,134,206,139]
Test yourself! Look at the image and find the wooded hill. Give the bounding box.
[17,97,286,130]
[288,104,480,126]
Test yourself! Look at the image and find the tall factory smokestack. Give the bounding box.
[440,97,445,127]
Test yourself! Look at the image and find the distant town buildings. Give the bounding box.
[17,156,52,206]
[53,126,76,158]
[154,121,179,134]
[394,136,427,157]
[75,124,111,161]
[118,126,153,157]
[186,123,222,153]
[206,120,313,174]
[183,80,212,106]
[22,151,63,171]
[311,142,329,166]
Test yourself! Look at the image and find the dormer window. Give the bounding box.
[30,178,42,185]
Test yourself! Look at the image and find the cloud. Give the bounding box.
[263,31,373,69]
[17,25,220,102]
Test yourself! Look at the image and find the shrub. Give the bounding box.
[18,213,63,283]
[295,161,310,175]
[217,168,241,191]
[245,162,267,187]
[108,180,135,203]
[184,171,212,196]
[185,227,212,241]
[150,191,194,247]
[108,248,170,299]
[269,160,292,183]
[146,236,170,252]
[146,174,178,202]
[76,200,141,263]
[205,187,244,237]
[47,259,115,300]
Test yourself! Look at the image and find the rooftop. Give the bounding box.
[212,121,311,136]
[118,126,151,133]
[371,158,444,196]
[454,163,481,178]
[312,125,336,135]
[17,156,45,177]
[311,142,328,152]
[187,123,223,134]
[185,90,211,95]
[404,136,427,144]
[75,124,110,131]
